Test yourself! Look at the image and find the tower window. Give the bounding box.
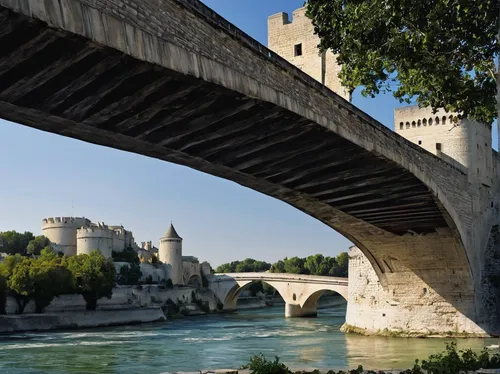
[399,122,404,130]
[418,140,422,145]
[294,43,302,56]
[436,143,442,151]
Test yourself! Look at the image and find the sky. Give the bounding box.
[0,0,497,267]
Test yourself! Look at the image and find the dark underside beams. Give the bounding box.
[0,8,449,235]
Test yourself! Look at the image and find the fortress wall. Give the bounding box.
[76,226,114,258]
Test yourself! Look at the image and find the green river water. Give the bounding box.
[0,303,498,373]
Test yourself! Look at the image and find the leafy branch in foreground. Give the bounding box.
[242,343,500,374]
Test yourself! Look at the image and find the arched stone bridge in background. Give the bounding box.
[208,273,348,317]
[0,0,498,336]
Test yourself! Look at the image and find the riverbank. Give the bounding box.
[0,307,166,333]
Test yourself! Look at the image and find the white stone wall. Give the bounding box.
[159,238,183,285]
[42,217,91,256]
[394,106,493,186]
[76,227,114,258]
[268,7,349,101]
[182,260,201,285]
[345,246,487,336]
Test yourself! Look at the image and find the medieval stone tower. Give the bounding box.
[159,223,183,285]
[268,7,350,101]
[395,106,493,186]
[42,216,91,256]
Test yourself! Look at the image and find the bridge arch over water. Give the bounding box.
[209,273,348,317]
[0,0,497,335]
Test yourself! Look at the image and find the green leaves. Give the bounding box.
[306,0,499,123]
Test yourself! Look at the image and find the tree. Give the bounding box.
[0,263,8,314]
[30,261,74,313]
[8,258,34,313]
[0,231,35,255]
[118,263,142,285]
[27,236,51,256]
[67,251,116,311]
[335,252,349,277]
[215,258,271,273]
[306,0,499,124]
[111,247,140,264]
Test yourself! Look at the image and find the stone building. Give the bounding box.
[41,217,204,287]
[395,106,493,186]
[268,7,350,101]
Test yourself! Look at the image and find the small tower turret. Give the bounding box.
[159,223,183,285]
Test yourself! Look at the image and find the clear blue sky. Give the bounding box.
[0,0,497,267]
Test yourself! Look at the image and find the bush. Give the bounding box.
[420,342,500,374]
[241,354,291,374]
[166,278,173,288]
[112,247,140,264]
[118,263,142,285]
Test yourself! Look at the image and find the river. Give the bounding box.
[0,303,498,373]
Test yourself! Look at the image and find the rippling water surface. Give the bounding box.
[0,304,498,373]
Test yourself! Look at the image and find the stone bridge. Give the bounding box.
[208,273,348,318]
[0,0,498,336]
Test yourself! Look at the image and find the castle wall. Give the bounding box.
[76,226,113,258]
[182,260,201,286]
[268,8,349,101]
[394,106,493,186]
[42,217,91,256]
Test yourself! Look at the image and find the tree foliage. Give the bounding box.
[0,231,35,255]
[66,251,116,311]
[26,235,51,256]
[306,0,499,123]
[215,258,271,273]
[6,248,75,313]
[215,253,349,277]
[118,263,142,285]
[270,253,349,277]
[112,247,140,264]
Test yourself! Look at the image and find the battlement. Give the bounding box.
[76,225,114,238]
[268,7,306,26]
[42,216,90,228]
[268,12,290,25]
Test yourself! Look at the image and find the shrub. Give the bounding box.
[241,354,291,374]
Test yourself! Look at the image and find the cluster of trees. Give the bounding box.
[215,253,348,277]
[0,249,116,314]
[0,231,52,256]
[270,253,348,277]
[215,258,271,273]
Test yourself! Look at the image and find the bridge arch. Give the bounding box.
[210,273,348,318]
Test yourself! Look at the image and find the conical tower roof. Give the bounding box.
[163,223,182,240]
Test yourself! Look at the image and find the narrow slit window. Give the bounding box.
[418,140,422,145]
[294,43,302,56]
[436,143,442,151]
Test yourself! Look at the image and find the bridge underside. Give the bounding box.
[0,7,449,236]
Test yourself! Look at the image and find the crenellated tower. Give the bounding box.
[42,216,91,256]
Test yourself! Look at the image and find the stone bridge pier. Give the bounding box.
[208,273,348,318]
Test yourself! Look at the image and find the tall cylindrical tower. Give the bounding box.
[159,223,183,285]
[76,223,114,258]
[42,217,91,256]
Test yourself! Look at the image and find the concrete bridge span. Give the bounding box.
[208,273,348,318]
[0,0,498,335]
